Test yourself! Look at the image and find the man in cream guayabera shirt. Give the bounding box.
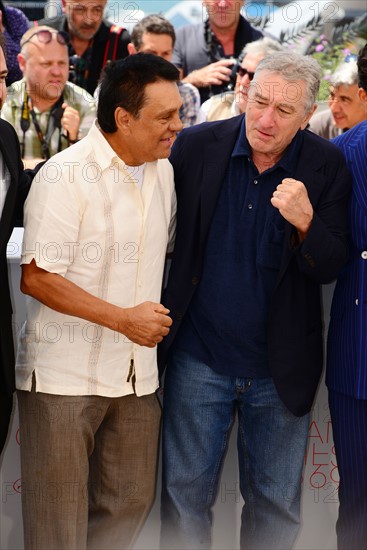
[15,54,182,550]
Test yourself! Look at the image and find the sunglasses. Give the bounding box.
[237,67,255,81]
[21,30,70,49]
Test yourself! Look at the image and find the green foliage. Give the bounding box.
[306,14,367,100]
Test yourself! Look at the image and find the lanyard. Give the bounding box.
[20,89,65,159]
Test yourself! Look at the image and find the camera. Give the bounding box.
[227,58,240,91]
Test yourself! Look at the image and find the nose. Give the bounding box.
[50,63,62,74]
[170,113,184,133]
[329,97,341,113]
[216,0,229,8]
[259,106,276,127]
[86,7,101,22]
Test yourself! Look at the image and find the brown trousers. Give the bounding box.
[17,385,161,550]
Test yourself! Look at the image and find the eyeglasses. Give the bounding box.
[236,67,255,81]
[21,30,70,49]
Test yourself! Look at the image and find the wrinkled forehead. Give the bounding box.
[24,39,68,58]
[251,70,307,105]
[329,83,359,97]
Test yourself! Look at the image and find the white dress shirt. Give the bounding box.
[16,122,176,397]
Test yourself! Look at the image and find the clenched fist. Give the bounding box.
[271,178,313,241]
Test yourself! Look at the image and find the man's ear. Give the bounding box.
[358,87,367,105]
[127,43,137,56]
[115,106,132,134]
[17,53,26,74]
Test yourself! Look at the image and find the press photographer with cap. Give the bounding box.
[1,25,96,168]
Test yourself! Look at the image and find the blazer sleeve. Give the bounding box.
[292,144,352,284]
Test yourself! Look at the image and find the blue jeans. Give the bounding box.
[161,349,310,550]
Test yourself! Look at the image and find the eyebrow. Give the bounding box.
[338,94,353,101]
[158,103,183,116]
[254,92,296,111]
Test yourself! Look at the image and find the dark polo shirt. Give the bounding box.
[175,117,303,378]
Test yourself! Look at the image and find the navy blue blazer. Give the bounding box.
[159,115,352,417]
[327,121,367,400]
[0,119,33,395]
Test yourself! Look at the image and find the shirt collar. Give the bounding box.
[88,120,123,172]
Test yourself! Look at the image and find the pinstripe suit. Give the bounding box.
[327,121,367,550]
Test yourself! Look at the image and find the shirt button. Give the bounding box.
[355,298,359,305]
[361,251,367,259]
[248,204,253,210]
[191,276,199,285]
[253,180,258,185]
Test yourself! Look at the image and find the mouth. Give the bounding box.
[161,136,175,146]
[255,128,273,140]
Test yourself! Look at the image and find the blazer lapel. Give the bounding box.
[200,116,244,247]
[275,135,327,286]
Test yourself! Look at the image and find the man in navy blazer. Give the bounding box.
[160,52,351,550]
[0,36,33,456]
[326,43,367,550]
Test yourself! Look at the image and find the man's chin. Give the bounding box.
[44,92,64,103]
[74,27,100,41]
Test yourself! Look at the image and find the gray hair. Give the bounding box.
[253,52,321,113]
[239,37,284,62]
[331,60,358,87]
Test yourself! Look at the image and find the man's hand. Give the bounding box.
[22,158,44,169]
[118,302,173,348]
[61,102,80,142]
[271,178,313,241]
[21,261,172,349]
[184,59,234,88]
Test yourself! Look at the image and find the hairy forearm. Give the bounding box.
[21,260,172,347]
[21,260,122,332]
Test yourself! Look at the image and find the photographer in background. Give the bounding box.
[309,59,367,139]
[128,14,201,128]
[172,0,263,103]
[200,36,284,121]
[1,26,96,168]
[38,0,130,95]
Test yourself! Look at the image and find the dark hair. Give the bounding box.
[0,2,8,30]
[131,14,176,50]
[97,53,179,133]
[357,43,367,92]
